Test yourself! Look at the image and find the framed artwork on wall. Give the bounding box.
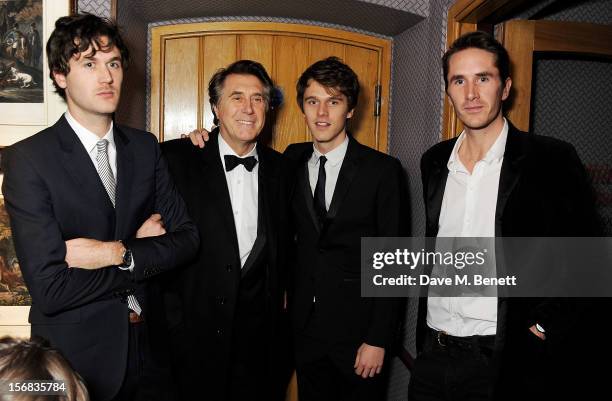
[0,0,72,146]
[0,0,75,336]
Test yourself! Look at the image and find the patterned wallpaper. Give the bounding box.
[360,0,429,16]
[77,0,112,18]
[532,57,612,234]
[386,1,454,399]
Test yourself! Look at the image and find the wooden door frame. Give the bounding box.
[499,20,612,131]
[150,21,392,150]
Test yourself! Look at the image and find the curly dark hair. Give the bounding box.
[296,57,359,112]
[46,13,130,100]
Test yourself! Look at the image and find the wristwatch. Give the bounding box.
[118,242,132,270]
[535,323,545,334]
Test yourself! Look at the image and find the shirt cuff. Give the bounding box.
[117,257,135,272]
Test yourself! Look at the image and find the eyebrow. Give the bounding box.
[81,54,122,63]
[228,91,264,97]
[450,71,493,81]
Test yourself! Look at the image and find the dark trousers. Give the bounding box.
[408,329,495,401]
[111,320,175,401]
[296,333,386,401]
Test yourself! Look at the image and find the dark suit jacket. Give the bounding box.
[284,136,408,361]
[418,122,601,397]
[1,116,199,401]
[161,130,291,401]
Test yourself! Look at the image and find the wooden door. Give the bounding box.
[499,20,612,131]
[150,22,391,153]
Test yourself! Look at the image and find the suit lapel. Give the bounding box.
[198,131,240,258]
[325,136,360,224]
[241,146,275,277]
[295,146,320,233]
[495,125,526,236]
[56,116,115,216]
[114,127,134,239]
[425,140,457,236]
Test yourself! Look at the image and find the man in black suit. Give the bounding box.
[411,31,601,400]
[161,60,290,401]
[284,57,407,401]
[1,14,199,401]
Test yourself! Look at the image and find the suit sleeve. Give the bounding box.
[123,139,199,281]
[1,146,133,315]
[365,158,409,348]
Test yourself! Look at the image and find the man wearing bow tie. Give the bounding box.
[160,60,291,401]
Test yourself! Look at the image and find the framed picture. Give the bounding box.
[0,170,31,337]
[0,0,72,146]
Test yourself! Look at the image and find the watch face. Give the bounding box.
[123,249,132,266]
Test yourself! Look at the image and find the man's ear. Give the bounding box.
[347,108,355,119]
[501,77,512,101]
[52,71,67,89]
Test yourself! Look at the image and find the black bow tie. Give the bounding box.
[224,155,258,172]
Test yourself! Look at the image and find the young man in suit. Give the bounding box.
[161,60,291,401]
[411,31,601,400]
[284,57,408,401]
[1,14,199,401]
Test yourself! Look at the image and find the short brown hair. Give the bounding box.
[296,57,359,113]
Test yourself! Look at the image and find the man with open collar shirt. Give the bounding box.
[412,31,602,401]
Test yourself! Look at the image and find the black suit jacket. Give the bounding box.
[161,130,290,401]
[285,136,408,360]
[418,122,601,396]
[1,116,199,401]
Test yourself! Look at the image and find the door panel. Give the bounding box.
[163,37,199,137]
[345,46,379,149]
[201,35,238,130]
[151,22,391,154]
[238,34,274,73]
[309,39,346,63]
[273,36,310,151]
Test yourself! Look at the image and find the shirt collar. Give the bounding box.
[65,111,115,154]
[447,118,508,173]
[311,134,349,167]
[218,132,258,168]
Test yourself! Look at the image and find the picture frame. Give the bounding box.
[0,0,75,337]
[0,0,72,147]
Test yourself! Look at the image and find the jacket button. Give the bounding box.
[226,264,232,272]
[216,328,223,336]
[219,297,226,305]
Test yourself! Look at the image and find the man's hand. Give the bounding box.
[65,238,124,269]
[136,213,166,238]
[181,128,210,148]
[354,343,385,378]
[529,325,546,340]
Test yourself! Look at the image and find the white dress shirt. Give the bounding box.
[218,134,258,268]
[308,135,349,209]
[65,111,136,274]
[427,118,509,337]
[65,111,116,179]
